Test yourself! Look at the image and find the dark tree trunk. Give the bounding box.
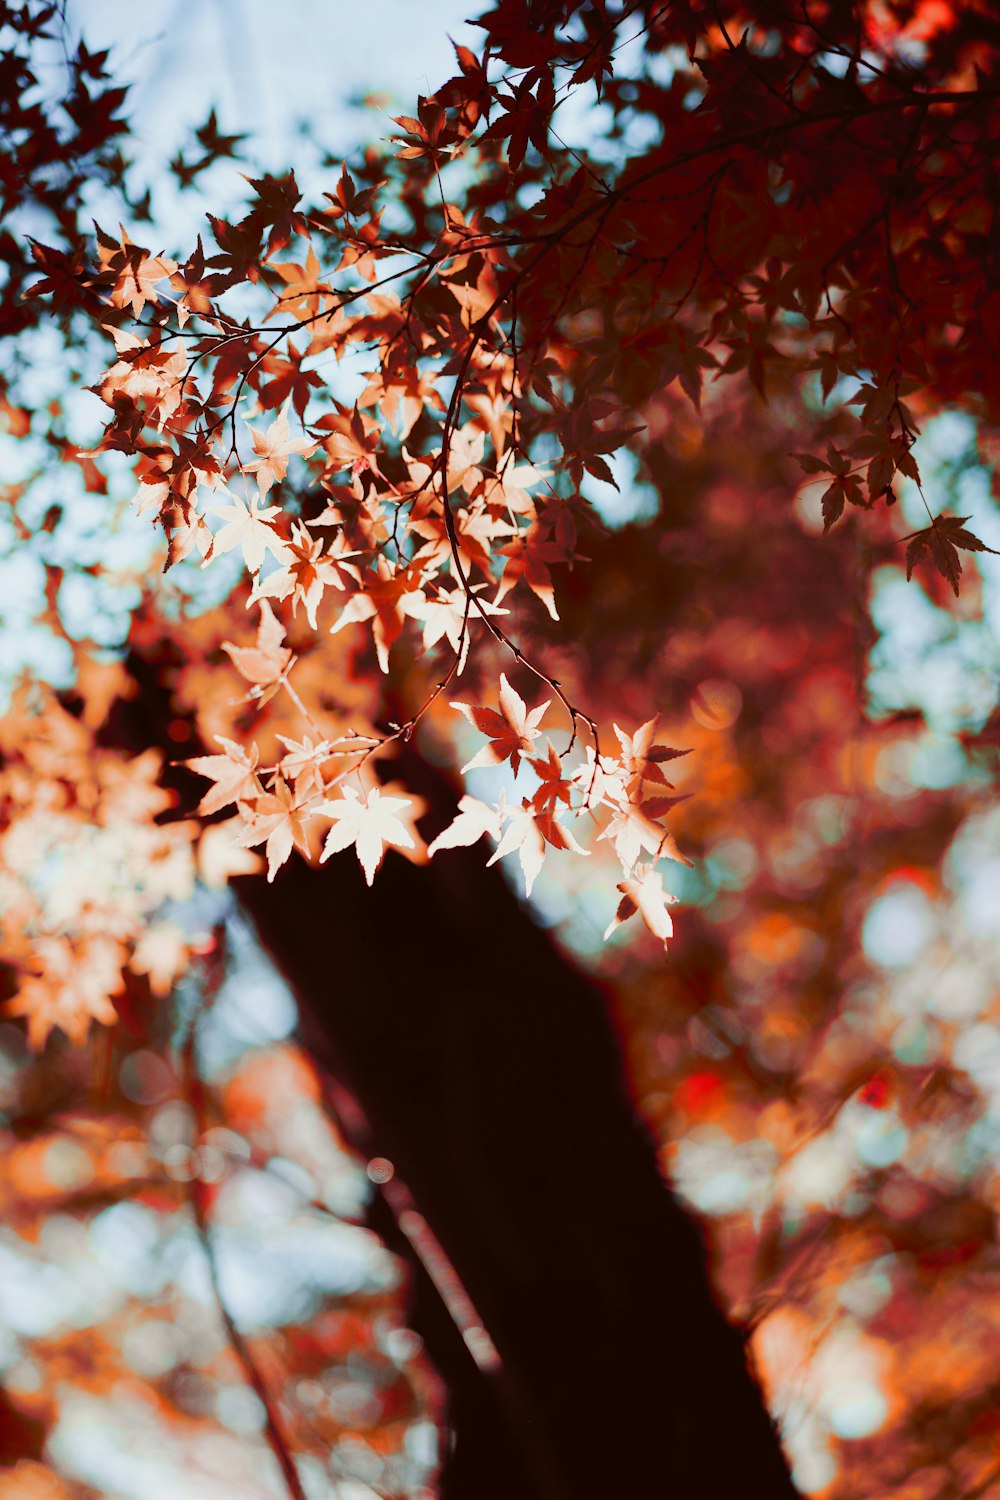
[115,654,796,1498]
[236,755,798,1500]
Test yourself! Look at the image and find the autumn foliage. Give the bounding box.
[2,0,1000,1495]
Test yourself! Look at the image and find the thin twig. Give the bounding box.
[181,1016,307,1500]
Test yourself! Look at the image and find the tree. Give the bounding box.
[2,1,999,1496]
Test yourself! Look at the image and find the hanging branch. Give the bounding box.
[181,993,308,1500]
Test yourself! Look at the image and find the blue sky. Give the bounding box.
[65,0,480,183]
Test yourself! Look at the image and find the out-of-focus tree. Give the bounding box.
[2,0,999,1496]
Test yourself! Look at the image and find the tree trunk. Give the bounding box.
[116,655,796,1497]
[236,752,797,1499]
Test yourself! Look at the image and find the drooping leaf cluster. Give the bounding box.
[17,0,995,962]
[2,3,1000,1496]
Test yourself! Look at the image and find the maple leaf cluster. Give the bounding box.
[183,602,688,949]
[0,677,260,1048]
[10,0,999,1041]
[3,6,1000,1498]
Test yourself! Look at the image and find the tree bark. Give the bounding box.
[115,655,796,1497]
[236,752,798,1500]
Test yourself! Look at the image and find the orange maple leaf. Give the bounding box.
[222,599,292,700]
[451,673,549,775]
[184,736,263,815]
[604,866,677,951]
[236,775,315,882]
[313,785,416,885]
[245,399,317,497]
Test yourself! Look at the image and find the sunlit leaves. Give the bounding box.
[5,8,1000,1496]
[486,800,548,897]
[221,600,292,698]
[14,0,999,1062]
[237,775,314,882]
[603,867,677,951]
[451,673,550,775]
[1,688,201,1048]
[314,785,416,885]
[101,227,178,319]
[8,935,123,1049]
[426,794,502,856]
[208,489,289,575]
[402,584,505,673]
[245,400,317,497]
[184,736,264,816]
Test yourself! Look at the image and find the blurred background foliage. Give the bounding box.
[0,2,999,1498]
